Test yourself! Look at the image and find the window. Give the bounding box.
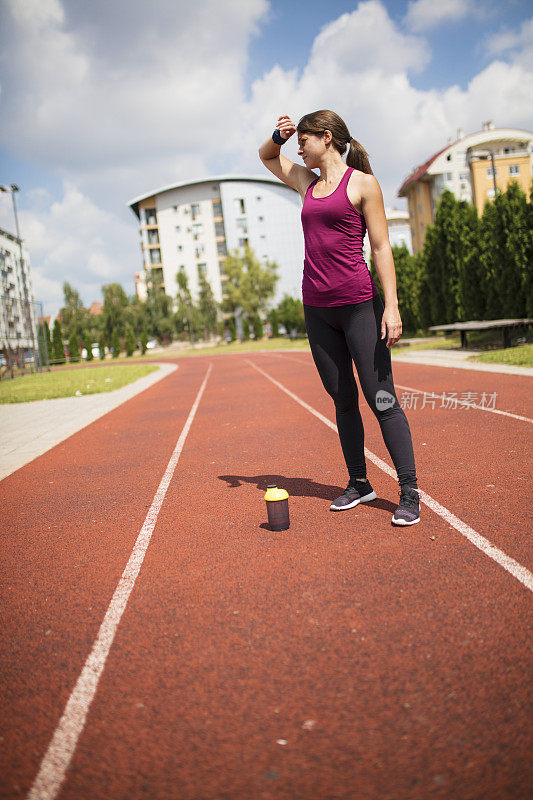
[446,172,453,181]
[236,219,248,234]
[192,223,203,240]
[147,229,159,245]
[177,245,183,252]
[197,263,207,274]
[190,203,200,220]
[234,198,246,214]
[195,244,205,259]
[256,196,262,201]
[150,249,161,264]
[218,260,225,276]
[213,200,223,217]
[486,167,497,177]
[238,237,249,247]
[144,208,157,225]
[487,188,495,199]
[173,205,178,212]
[175,225,181,232]
[446,153,452,161]
[258,216,264,222]
[217,240,227,256]
[215,220,225,237]
[509,165,520,174]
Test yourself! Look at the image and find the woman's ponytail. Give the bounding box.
[347,137,373,174]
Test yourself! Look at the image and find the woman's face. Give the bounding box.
[297,131,326,169]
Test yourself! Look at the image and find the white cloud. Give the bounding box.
[484,17,533,69]
[404,0,478,32]
[15,182,139,313]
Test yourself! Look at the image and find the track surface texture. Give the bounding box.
[1,352,532,800]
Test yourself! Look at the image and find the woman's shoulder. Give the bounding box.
[346,170,380,210]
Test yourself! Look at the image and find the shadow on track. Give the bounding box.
[218,473,395,512]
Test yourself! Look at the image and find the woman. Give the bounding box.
[258,110,420,526]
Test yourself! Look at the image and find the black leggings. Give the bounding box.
[304,295,418,488]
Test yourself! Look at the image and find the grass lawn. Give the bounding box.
[469,343,533,367]
[0,363,158,404]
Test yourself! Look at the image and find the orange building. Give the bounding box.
[398,122,533,253]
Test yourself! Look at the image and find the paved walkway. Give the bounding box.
[391,348,533,376]
[0,363,177,481]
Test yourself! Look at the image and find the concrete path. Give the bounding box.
[391,348,533,376]
[0,363,177,481]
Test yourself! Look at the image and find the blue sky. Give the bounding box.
[0,0,532,316]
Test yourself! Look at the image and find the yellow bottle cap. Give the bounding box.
[264,484,289,502]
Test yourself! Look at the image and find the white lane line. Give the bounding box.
[26,363,213,800]
[394,383,532,424]
[246,359,533,594]
[263,351,532,424]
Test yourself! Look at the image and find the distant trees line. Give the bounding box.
[369,182,533,332]
[38,181,532,365]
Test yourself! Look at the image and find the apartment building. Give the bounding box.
[398,122,533,253]
[0,226,37,355]
[128,175,306,305]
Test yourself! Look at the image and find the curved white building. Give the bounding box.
[128,175,305,305]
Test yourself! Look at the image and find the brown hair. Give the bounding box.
[297,110,373,174]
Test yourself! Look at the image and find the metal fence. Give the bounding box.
[0,297,50,380]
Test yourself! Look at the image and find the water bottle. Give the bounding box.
[264,484,290,531]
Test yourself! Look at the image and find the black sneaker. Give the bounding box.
[391,486,420,526]
[330,479,377,511]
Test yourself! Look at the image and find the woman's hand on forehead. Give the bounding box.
[276,115,296,139]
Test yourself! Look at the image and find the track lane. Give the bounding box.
[252,353,533,571]
[0,359,207,799]
[43,354,533,800]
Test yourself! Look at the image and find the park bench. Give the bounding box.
[429,318,533,349]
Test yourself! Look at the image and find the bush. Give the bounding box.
[98,333,106,360]
[253,315,263,340]
[140,329,148,355]
[69,331,80,362]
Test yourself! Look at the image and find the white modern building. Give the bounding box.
[398,122,533,253]
[0,227,37,355]
[128,175,306,306]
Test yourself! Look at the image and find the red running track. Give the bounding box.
[1,353,532,800]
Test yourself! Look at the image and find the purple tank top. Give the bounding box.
[301,166,379,306]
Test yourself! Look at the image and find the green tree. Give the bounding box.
[227,317,236,342]
[175,269,202,342]
[269,309,279,338]
[241,316,250,341]
[479,181,531,319]
[276,295,306,335]
[68,331,80,363]
[59,282,88,341]
[44,321,53,364]
[253,314,263,340]
[102,283,129,341]
[84,331,94,361]
[111,329,121,358]
[222,246,279,320]
[125,324,136,357]
[197,267,219,338]
[37,322,49,368]
[52,319,66,364]
[140,328,149,355]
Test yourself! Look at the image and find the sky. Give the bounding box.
[0,0,532,317]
